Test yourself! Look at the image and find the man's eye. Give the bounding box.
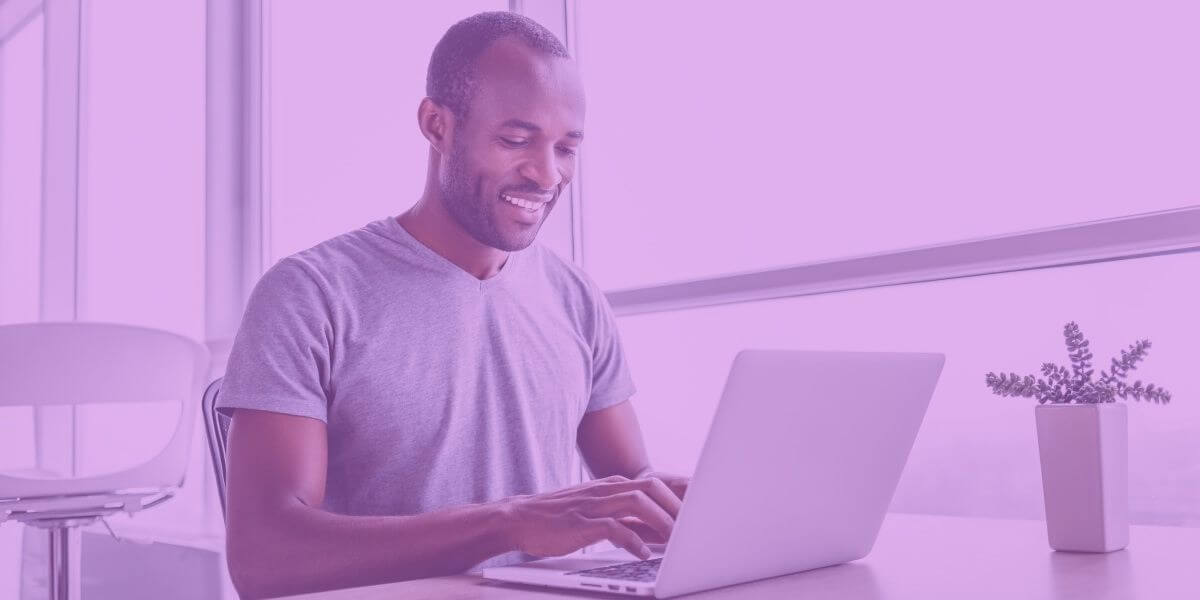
[501,138,527,146]
[557,147,577,157]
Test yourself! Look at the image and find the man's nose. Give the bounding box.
[519,146,563,191]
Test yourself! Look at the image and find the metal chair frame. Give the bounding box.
[201,377,229,521]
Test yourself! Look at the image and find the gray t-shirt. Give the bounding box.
[217,216,636,569]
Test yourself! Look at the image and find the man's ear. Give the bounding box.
[417,97,453,155]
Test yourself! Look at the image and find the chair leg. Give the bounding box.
[46,526,81,600]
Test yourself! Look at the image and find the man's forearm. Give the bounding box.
[227,498,512,599]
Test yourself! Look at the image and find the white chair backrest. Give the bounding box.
[0,322,207,407]
[0,322,210,499]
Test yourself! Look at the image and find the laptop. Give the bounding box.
[483,349,945,598]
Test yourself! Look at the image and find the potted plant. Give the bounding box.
[985,322,1172,553]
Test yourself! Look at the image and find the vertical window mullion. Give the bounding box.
[37,0,82,477]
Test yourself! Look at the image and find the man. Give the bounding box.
[218,12,688,599]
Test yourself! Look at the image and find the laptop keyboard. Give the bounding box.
[566,558,662,582]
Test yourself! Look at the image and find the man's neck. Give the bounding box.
[396,199,509,281]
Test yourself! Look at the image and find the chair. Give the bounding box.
[0,322,209,600]
[201,377,229,520]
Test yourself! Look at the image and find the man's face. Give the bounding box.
[438,38,585,252]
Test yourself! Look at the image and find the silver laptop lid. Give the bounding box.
[654,350,945,598]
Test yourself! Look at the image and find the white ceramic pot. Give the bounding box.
[1034,402,1129,552]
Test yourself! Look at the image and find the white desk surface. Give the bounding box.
[281,513,1199,599]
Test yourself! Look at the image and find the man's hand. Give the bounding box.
[500,475,683,560]
[637,470,689,502]
[622,471,691,544]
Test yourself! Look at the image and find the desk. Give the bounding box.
[281,513,1199,599]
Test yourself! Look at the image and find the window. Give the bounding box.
[79,0,205,340]
[0,11,42,327]
[262,0,519,263]
[614,250,1200,526]
[577,0,1200,289]
[74,0,208,536]
[0,8,44,596]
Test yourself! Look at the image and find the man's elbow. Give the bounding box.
[227,535,270,599]
[226,525,294,600]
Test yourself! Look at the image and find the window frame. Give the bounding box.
[605,206,1200,316]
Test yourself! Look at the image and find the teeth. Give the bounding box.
[502,194,543,212]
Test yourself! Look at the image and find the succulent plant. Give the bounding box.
[985,322,1172,405]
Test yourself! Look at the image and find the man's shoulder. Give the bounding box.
[518,243,615,330]
[294,221,389,264]
[523,242,601,297]
[272,220,405,287]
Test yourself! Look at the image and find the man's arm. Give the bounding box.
[577,399,652,479]
[577,400,690,502]
[224,408,509,598]
[225,408,682,599]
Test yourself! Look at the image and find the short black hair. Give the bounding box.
[426,11,570,123]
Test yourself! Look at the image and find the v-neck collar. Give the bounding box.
[372,216,517,290]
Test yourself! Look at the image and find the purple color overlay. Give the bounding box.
[1,1,1198,597]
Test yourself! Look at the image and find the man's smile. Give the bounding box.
[501,192,552,224]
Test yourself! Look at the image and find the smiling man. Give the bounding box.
[217,11,686,599]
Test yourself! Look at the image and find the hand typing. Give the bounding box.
[500,475,684,559]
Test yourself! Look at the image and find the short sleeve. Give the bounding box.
[216,257,333,423]
[584,282,637,413]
